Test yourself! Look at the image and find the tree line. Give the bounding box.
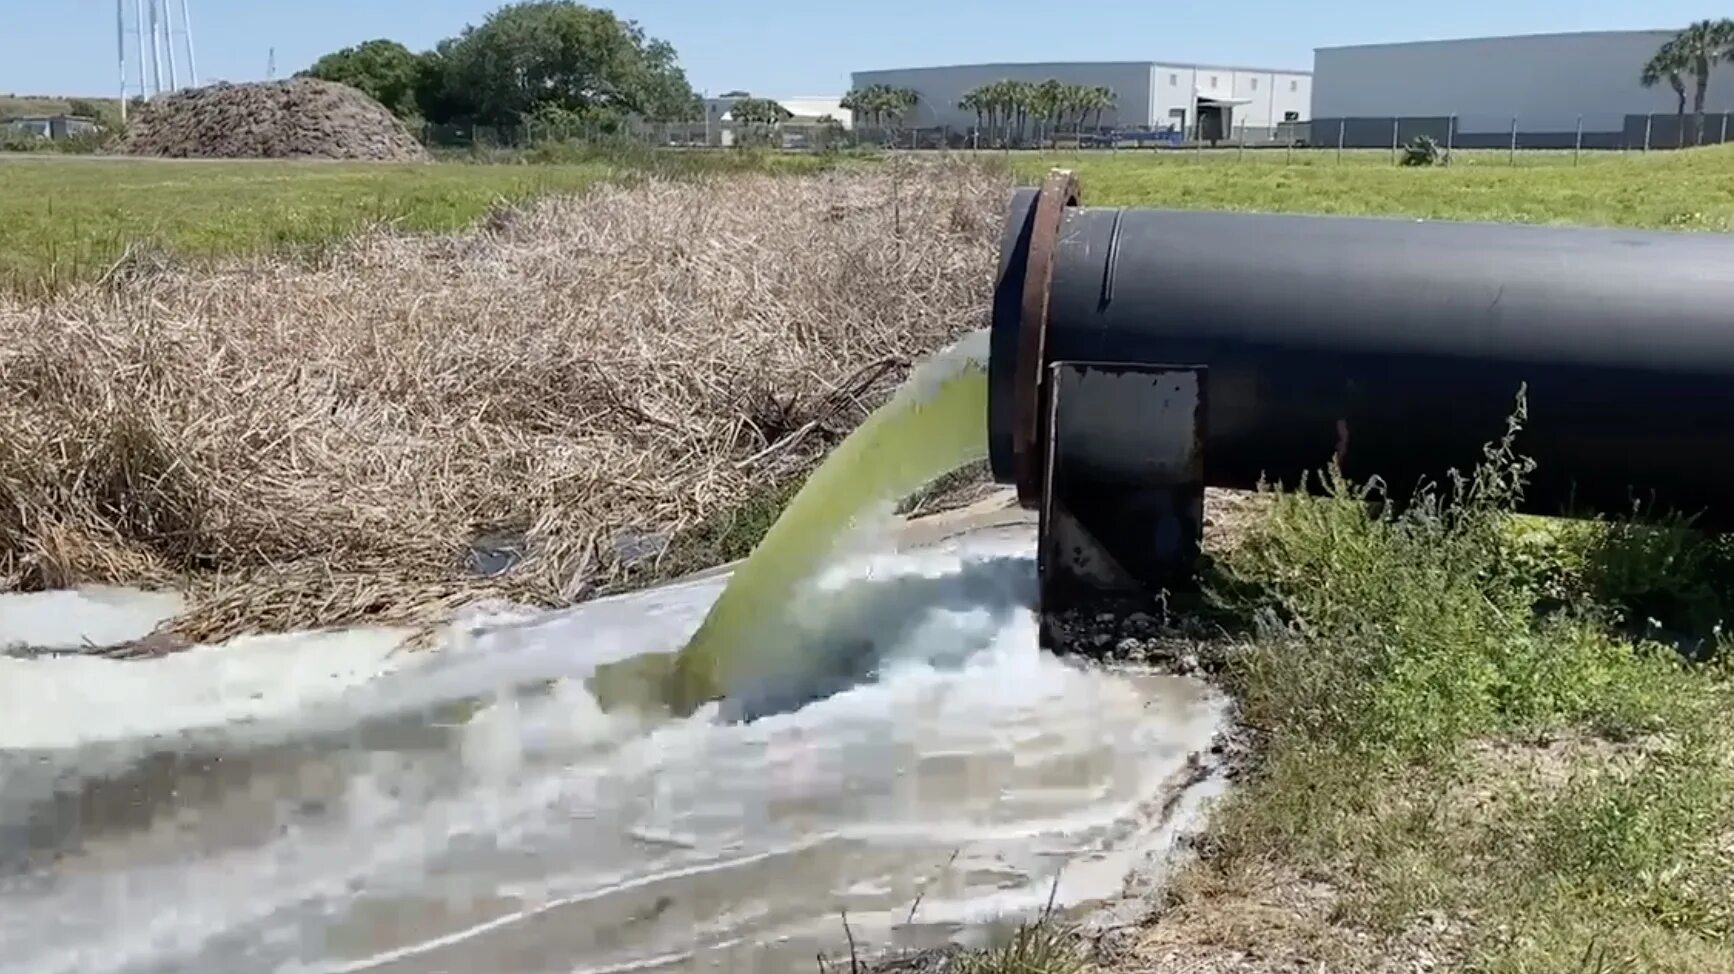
[301,1,699,133]
[1642,19,1734,143]
[957,80,1116,144]
[836,79,1116,146]
[840,84,920,131]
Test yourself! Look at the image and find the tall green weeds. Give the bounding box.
[1190,392,1734,970]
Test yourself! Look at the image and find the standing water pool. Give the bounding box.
[0,526,1228,974]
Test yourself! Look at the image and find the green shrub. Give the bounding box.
[1218,393,1718,760]
[1401,134,1445,167]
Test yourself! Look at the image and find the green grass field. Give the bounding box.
[1014,145,1734,230]
[10,145,1734,294]
[0,157,618,292]
[0,149,846,292]
[0,94,120,119]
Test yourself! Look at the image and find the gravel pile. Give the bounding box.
[124,79,430,161]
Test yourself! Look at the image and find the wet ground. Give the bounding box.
[0,525,1229,974]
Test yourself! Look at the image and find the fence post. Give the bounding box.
[1286,133,1293,166]
[1575,115,1583,165]
[1391,116,1400,165]
[1644,114,1653,152]
[1337,118,1346,163]
[1509,116,1518,166]
[1237,120,1246,161]
[1446,115,1456,165]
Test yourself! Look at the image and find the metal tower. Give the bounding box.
[118,0,199,107]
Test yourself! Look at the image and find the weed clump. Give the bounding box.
[1218,394,1720,760]
[1173,391,1734,972]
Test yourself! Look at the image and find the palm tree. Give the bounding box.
[1034,79,1064,144]
[1647,21,1734,144]
[843,84,904,142]
[892,87,920,139]
[1089,86,1116,132]
[959,90,984,140]
[1010,80,1037,145]
[1641,40,1688,121]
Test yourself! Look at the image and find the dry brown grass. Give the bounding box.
[0,159,1010,642]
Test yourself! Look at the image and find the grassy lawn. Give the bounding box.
[1013,146,1734,230]
[12,145,1729,294]
[0,149,846,293]
[0,157,614,291]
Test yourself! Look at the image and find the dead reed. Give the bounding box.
[0,159,1010,642]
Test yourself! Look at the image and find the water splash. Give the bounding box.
[665,330,993,714]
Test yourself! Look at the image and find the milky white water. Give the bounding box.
[0,587,184,654]
[0,526,1227,974]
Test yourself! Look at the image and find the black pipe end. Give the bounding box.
[989,187,1040,486]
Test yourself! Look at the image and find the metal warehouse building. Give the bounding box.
[850,61,1312,140]
[1313,30,1734,148]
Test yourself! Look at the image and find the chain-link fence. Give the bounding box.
[414,111,1734,162]
[420,119,859,152]
[1305,112,1734,156]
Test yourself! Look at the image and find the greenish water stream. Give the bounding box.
[664,330,993,713]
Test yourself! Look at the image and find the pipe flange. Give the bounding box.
[1012,169,1081,507]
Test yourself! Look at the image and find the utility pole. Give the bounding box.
[163,0,180,91]
[180,0,198,86]
[147,0,164,98]
[117,0,128,121]
[135,0,148,98]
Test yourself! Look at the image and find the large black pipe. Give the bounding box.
[990,179,1734,528]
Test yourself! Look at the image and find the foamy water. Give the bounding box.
[0,527,1227,974]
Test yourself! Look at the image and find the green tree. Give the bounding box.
[1646,20,1734,144]
[300,39,424,119]
[813,113,847,150]
[1091,86,1117,131]
[1642,41,1689,119]
[411,40,470,125]
[65,98,106,122]
[957,88,984,140]
[435,1,697,129]
[728,96,791,144]
[1033,79,1064,144]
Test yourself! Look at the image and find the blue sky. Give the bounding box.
[0,0,1716,99]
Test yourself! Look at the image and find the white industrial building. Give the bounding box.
[1313,30,1734,147]
[675,93,850,147]
[701,94,851,127]
[850,61,1311,140]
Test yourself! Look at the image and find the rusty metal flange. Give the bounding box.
[1012,168,1081,508]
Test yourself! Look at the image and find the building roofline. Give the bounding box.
[852,60,1310,78]
[1155,61,1312,76]
[1316,27,1678,53]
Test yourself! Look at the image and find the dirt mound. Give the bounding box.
[124,79,429,161]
